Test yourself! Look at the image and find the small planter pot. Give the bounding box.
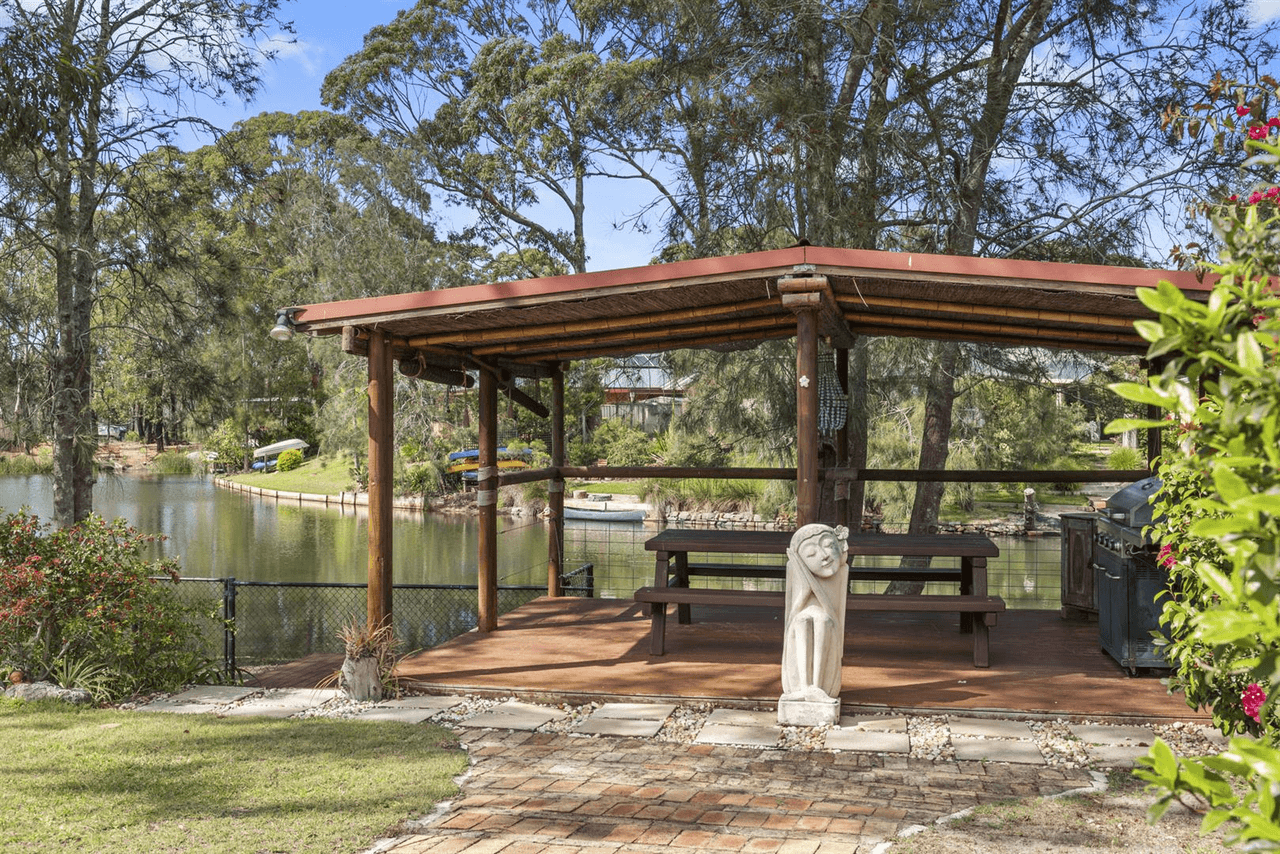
[339,655,382,701]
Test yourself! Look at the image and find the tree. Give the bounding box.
[322,0,633,274]
[179,110,482,462]
[0,0,290,526]
[618,0,1279,547]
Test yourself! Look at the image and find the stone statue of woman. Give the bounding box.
[779,523,849,725]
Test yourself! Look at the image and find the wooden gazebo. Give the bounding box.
[280,245,1212,631]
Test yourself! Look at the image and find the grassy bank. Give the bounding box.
[1,699,465,854]
[222,456,357,495]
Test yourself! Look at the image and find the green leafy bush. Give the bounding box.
[0,511,220,700]
[1110,87,1280,847]
[203,419,249,471]
[396,461,443,497]
[276,448,304,472]
[593,418,654,466]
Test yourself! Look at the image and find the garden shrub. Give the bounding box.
[0,511,221,701]
[1108,87,1280,847]
[1104,445,1144,471]
[592,418,654,466]
[203,419,249,471]
[276,448,304,472]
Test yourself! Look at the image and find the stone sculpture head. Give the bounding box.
[790,523,849,579]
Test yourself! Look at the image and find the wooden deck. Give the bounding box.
[251,596,1206,724]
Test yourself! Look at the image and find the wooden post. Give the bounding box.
[548,363,565,597]
[796,308,820,527]
[478,367,499,631]
[367,330,394,630]
[1145,359,1163,469]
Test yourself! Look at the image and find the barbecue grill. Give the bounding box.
[1092,475,1171,674]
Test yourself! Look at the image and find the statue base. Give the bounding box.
[777,694,839,727]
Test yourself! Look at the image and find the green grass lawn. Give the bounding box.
[223,456,357,495]
[568,480,650,498]
[1,699,466,854]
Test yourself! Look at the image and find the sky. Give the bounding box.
[187,0,658,274]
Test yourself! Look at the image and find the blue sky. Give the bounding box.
[194,0,405,137]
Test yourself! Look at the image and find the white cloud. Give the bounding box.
[1251,0,1280,22]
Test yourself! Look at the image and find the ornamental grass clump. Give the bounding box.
[0,510,221,702]
[1110,80,1280,848]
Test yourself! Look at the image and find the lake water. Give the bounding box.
[0,474,1066,608]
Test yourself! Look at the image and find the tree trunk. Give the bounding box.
[886,340,961,594]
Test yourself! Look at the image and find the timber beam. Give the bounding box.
[466,357,551,419]
[778,273,858,349]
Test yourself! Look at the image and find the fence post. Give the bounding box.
[223,577,237,676]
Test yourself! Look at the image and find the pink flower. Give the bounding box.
[1249,191,1265,205]
[1238,105,1252,117]
[1228,194,1240,202]
[1267,187,1280,200]
[1158,544,1176,569]
[1269,117,1280,128]
[1243,683,1267,723]
[1249,125,1270,140]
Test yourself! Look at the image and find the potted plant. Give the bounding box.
[336,618,400,702]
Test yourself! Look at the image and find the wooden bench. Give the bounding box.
[672,562,966,623]
[633,585,1006,667]
[682,561,963,583]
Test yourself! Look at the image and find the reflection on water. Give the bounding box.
[0,474,550,586]
[0,475,1066,609]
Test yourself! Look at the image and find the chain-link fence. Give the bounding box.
[165,566,594,673]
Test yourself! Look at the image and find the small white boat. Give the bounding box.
[563,506,646,523]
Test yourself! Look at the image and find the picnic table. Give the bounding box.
[635,528,1005,667]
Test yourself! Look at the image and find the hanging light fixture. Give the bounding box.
[269,308,299,342]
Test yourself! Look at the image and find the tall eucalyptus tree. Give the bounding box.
[0,0,291,525]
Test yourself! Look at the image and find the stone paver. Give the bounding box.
[133,685,260,714]
[220,688,341,718]
[825,728,910,754]
[574,716,667,737]
[592,702,677,720]
[948,718,1034,739]
[838,715,908,733]
[1084,742,1150,768]
[353,696,466,723]
[693,708,783,747]
[572,702,675,737]
[456,700,568,731]
[695,723,782,748]
[706,708,779,727]
[951,736,1047,765]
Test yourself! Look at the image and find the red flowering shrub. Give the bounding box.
[0,510,220,700]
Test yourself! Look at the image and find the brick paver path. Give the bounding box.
[379,729,1094,854]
